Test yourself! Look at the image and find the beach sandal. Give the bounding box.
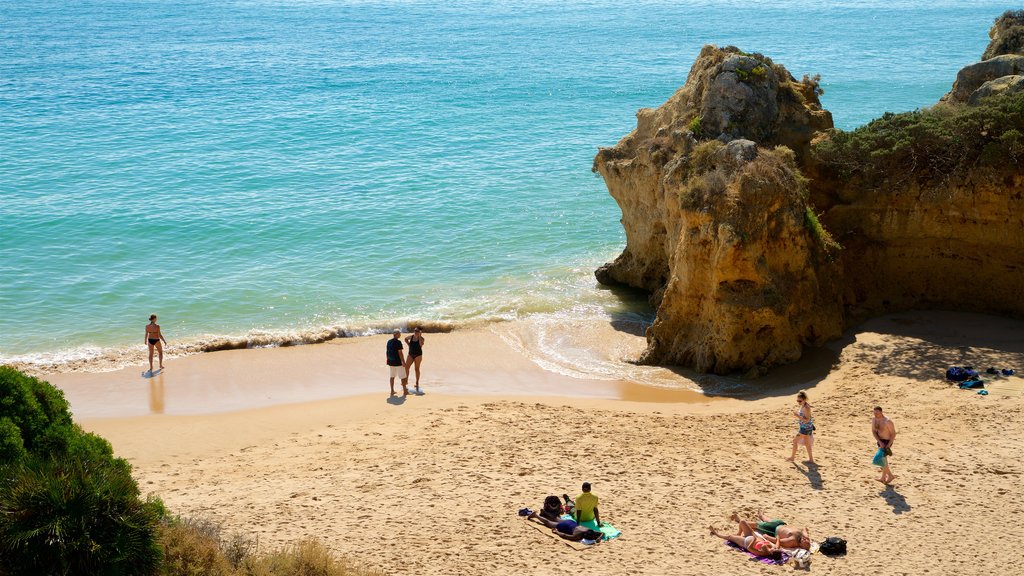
[978,390,989,395]
[1002,369,1015,376]
[518,508,533,517]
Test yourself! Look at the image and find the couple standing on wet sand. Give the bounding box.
[386,327,425,396]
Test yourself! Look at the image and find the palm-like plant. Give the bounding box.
[0,455,163,575]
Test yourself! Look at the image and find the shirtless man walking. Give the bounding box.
[872,406,897,484]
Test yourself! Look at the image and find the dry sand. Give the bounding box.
[49,311,1024,575]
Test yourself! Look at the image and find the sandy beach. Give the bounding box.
[49,311,1024,575]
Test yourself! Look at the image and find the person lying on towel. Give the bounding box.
[730,511,811,550]
[710,520,784,561]
[526,512,605,542]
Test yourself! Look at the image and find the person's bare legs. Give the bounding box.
[411,356,422,389]
[156,341,164,369]
[389,376,396,396]
[710,526,748,548]
[787,434,802,461]
[804,434,815,463]
[527,512,559,529]
[878,461,896,484]
[147,343,155,373]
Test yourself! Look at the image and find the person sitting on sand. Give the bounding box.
[730,511,811,550]
[573,482,602,527]
[539,495,564,522]
[526,512,604,542]
[710,520,783,560]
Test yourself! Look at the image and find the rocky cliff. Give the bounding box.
[596,13,1024,376]
[594,46,841,375]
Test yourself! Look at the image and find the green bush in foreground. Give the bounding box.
[0,365,117,468]
[0,456,164,576]
[0,366,162,575]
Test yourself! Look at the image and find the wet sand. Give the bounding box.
[48,311,1024,575]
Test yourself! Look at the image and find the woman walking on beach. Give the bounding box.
[404,327,425,391]
[786,390,815,464]
[145,314,167,374]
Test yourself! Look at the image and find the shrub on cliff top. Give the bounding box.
[812,91,1024,190]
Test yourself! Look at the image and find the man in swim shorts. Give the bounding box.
[730,512,811,550]
[386,329,408,396]
[872,406,897,484]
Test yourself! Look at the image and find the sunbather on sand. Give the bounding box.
[730,511,811,550]
[526,510,603,542]
[710,521,783,560]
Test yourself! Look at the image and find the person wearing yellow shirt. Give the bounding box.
[573,482,601,527]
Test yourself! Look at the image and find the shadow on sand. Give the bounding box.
[879,484,911,514]
[792,461,823,490]
[599,306,1024,399]
[386,395,407,406]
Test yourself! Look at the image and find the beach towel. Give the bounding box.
[578,517,622,540]
[724,540,790,565]
[520,514,622,550]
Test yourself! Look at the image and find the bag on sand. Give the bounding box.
[819,536,847,556]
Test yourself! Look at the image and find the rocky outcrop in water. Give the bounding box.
[596,14,1024,376]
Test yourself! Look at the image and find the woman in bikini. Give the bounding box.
[404,327,425,391]
[145,314,167,374]
[786,390,815,464]
[710,520,783,560]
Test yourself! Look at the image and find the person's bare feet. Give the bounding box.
[729,512,740,523]
[709,525,720,537]
[785,456,795,462]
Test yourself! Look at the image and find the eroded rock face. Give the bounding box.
[594,45,841,375]
[596,32,1024,376]
[945,54,1024,103]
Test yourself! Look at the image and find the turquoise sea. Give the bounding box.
[0,0,1016,368]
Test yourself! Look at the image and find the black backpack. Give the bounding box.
[819,536,847,556]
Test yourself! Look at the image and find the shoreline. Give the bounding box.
[65,309,1024,575]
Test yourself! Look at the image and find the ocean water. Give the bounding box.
[0,0,1016,369]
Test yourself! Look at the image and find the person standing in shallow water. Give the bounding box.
[386,329,408,396]
[145,314,167,374]
[404,327,425,392]
[786,390,815,464]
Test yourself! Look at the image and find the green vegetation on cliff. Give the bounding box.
[813,92,1024,190]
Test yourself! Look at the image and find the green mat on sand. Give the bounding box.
[565,515,622,540]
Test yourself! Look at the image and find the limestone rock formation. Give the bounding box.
[944,54,1024,104]
[946,10,1024,104]
[596,19,1024,376]
[968,74,1024,105]
[594,45,841,375]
